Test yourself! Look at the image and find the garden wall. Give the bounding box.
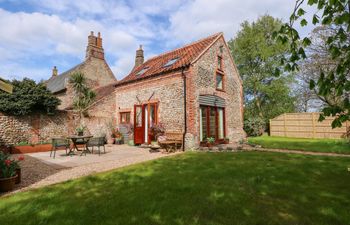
[0,112,70,146]
[0,94,116,148]
[270,113,349,139]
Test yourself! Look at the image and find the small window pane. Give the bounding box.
[200,106,207,141]
[120,112,130,123]
[218,56,222,70]
[136,67,149,76]
[149,104,157,126]
[218,108,224,139]
[216,74,223,90]
[209,107,216,138]
[135,107,142,127]
[163,58,179,67]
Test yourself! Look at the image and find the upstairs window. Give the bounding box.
[163,57,179,67]
[217,56,223,71]
[216,72,224,90]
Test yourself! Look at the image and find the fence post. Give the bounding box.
[312,113,316,139]
[283,114,287,137]
[269,119,271,136]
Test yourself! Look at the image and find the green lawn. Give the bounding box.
[1,152,350,225]
[248,135,350,154]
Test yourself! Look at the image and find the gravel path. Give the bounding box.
[2,148,182,196]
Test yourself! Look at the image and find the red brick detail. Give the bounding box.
[186,66,196,134]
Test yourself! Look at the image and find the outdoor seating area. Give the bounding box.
[50,136,106,159]
[0,144,176,195]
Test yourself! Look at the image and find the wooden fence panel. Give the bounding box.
[270,113,348,139]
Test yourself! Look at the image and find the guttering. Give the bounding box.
[182,67,187,151]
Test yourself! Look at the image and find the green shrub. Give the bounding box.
[0,78,60,115]
[244,118,265,137]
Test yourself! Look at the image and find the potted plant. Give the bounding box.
[224,137,230,144]
[206,137,215,147]
[0,152,24,192]
[114,130,123,144]
[76,125,85,136]
[150,123,165,142]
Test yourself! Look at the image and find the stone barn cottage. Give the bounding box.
[47,32,244,149]
[115,32,244,149]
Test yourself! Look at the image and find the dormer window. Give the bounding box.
[136,67,149,76]
[163,57,179,67]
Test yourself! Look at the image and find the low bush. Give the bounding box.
[244,117,265,137]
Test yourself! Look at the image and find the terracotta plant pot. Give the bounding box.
[107,138,114,145]
[207,143,214,147]
[0,175,18,192]
[15,168,21,184]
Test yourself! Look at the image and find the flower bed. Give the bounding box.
[11,144,52,154]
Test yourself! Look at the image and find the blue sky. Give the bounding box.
[0,0,313,81]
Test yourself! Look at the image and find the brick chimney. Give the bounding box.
[86,31,104,60]
[52,66,58,77]
[135,45,144,68]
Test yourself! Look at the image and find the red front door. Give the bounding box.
[134,105,144,144]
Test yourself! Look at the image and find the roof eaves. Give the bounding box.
[115,65,190,88]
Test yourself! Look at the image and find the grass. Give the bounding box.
[248,135,350,154]
[1,152,350,225]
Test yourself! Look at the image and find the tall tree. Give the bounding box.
[295,26,342,112]
[69,72,96,123]
[275,0,350,128]
[228,15,296,125]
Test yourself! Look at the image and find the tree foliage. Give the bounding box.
[228,15,296,129]
[275,0,350,128]
[69,72,96,120]
[0,78,60,116]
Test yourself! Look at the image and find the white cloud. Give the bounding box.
[167,0,307,44]
[0,0,317,81]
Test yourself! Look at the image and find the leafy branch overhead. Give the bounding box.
[274,0,350,128]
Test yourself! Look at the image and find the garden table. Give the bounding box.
[67,135,93,156]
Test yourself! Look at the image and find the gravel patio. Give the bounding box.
[3,144,180,196]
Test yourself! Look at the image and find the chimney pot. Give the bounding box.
[86,31,104,60]
[52,66,58,77]
[134,44,144,68]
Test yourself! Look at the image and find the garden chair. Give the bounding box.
[50,138,71,158]
[87,136,106,156]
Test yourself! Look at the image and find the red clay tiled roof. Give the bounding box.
[116,32,222,86]
[93,82,117,102]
